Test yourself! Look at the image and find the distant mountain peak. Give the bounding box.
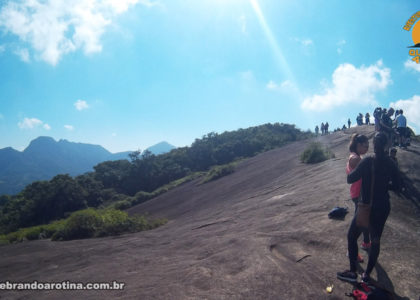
[0,136,132,195]
[145,141,176,155]
[32,136,55,142]
[24,136,57,152]
[0,146,18,152]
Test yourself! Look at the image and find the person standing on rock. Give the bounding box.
[321,123,325,135]
[348,118,351,129]
[315,125,319,136]
[346,133,371,263]
[337,132,400,283]
[373,107,382,131]
[379,108,395,155]
[365,113,370,125]
[395,110,407,148]
[356,114,362,125]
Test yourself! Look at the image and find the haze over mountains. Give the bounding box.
[0,137,175,195]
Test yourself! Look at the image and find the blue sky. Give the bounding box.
[0,0,419,153]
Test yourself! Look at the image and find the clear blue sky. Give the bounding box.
[0,0,419,153]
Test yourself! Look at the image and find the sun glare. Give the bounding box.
[249,0,299,95]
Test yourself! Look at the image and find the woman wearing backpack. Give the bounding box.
[337,132,400,283]
[346,133,370,263]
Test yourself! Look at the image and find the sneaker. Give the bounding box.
[361,272,370,283]
[361,242,371,251]
[337,270,358,283]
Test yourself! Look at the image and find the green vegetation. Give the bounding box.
[300,142,335,164]
[201,163,236,184]
[0,123,312,236]
[0,209,166,244]
[111,172,204,210]
[0,174,106,234]
[0,219,66,244]
[52,208,166,241]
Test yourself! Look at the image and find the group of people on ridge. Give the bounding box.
[356,113,371,126]
[315,122,330,136]
[374,107,410,153]
[314,107,410,154]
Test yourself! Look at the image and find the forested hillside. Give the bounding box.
[0,123,311,234]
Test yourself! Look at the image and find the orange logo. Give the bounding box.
[404,11,420,63]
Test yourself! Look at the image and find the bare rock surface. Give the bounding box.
[1,125,419,299]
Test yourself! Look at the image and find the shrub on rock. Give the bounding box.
[300,142,335,164]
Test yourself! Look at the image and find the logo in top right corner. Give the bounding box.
[403,11,420,63]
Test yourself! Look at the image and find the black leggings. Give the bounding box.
[352,198,370,244]
[348,203,390,275]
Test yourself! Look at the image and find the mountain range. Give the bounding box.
[0,137,175,195]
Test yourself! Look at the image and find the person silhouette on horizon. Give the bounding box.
[365,113,370,125]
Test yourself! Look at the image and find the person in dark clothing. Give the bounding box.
[365,112,370,125]
[337,132,400,283]
[379,108,395,155]
[373,107,382,131]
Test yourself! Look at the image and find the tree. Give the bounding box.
[93,160,131,191]
[128,150,141,163]
[76,173,104,207]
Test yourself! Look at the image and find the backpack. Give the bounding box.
[328,207,348,219]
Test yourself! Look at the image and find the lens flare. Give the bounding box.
[249,0,299,95]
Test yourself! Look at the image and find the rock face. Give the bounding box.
[1,126,419,299]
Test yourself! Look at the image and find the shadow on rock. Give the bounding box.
[375,262,410,300]
[399,172,420,213]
